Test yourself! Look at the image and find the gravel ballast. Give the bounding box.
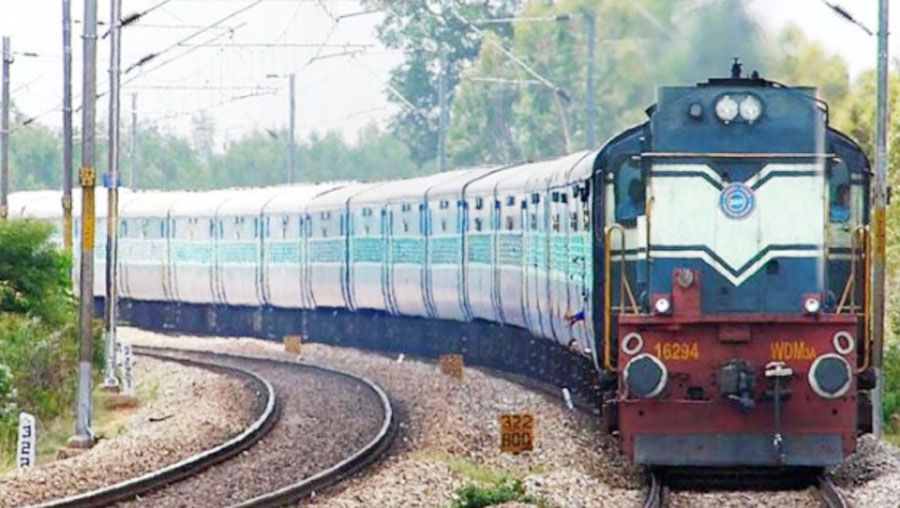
[120,328,900,507]
[121,328,642,507]
[115,350,386,507]
[0,357,255,507]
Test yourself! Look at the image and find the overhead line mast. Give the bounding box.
[102,0,123,392]
[63,0,74,251]
[1,36,10,221]
[70,0,98,449]
[871,0,889,438]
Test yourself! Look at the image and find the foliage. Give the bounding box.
[363,0,519,166]
[766,24,850,108]
[132,124,210,190]
[885,341,900,430]
[0,220,104,465]
[451,479,544,508]
[449,0,769,165]
[0,220,72,326]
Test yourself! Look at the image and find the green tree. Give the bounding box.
[0,220,72,326]
[449,0,769,164]
[364,0,520,166]
[766,24,850,108]
[216,130,287,187]
[348,123,422,181]
[133,124,208,190]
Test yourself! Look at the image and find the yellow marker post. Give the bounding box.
[284,334,302,356]
[439,354,464,380]
[499,413,534,453]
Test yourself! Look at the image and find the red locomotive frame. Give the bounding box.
[615,270,861,466]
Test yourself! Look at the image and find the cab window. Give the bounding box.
[829,161,851,223]
[615,158,645,226]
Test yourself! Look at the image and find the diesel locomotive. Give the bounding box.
[7,65,873,468]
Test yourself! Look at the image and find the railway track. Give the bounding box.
[642,469,666,508]
[35,349,279,508]
[115,348,396,507]
[32,347,395,508]
[641,468,852,508]
[817,475,851,508]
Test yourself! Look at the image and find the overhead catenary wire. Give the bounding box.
[12,0,385,139]
[349,53,428,119]
[141,89,278,121]
[176,42,373,49]
[819,0,874,36]
[124,0,263,74]
[443,5,571,102]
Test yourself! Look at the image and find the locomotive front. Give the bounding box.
[599,66,871,467]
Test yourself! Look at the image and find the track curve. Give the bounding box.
[113,347,396,507]
[34,349,278,508]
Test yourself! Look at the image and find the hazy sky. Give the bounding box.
[0,0,893,149]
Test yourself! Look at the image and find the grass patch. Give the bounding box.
[429,454,550,508]
[443,456,511,485]
[452,479,547,508]
[886,433,900,448]
[0,385,144,474]
[884,340,900,427]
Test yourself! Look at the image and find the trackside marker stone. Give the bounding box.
[17,412,36,469]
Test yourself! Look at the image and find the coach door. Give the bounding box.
[567,179,592,352]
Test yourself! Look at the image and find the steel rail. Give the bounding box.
[642,469,664,508]
[116,347,397,508]
[231,357,396,507]
[33,348,278,508]
[817,475,851,508]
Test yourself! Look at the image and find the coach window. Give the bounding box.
[829,161,851,223]
[614,158,645,226]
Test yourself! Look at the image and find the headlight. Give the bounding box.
[739,95,763,123]
[653,295,672,315]
[715,95,739,123]
[624,353,667,398]
[803,295,821,314]
[808,354,852,399]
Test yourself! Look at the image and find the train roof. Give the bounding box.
[427,166,506,198]
[306,181,385,211]
[263,183,347,215]
[168,189,235,217]
[215,187,300,217]
[352,169,477,205]
[10,188,134,220]
[120,191,191,218]
[7,190,60,219]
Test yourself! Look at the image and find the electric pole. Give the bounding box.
[289,73,295,184]
[63,0,74,251]
[437,50,448,173]
[871,0,889,438]
[102,0,122,391]
[69,0,98,449]
[1,37,10,222]
[130,93,136,189]
[584,9,597,149]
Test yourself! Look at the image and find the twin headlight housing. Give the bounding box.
[714,94,763,124]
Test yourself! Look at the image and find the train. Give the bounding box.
[7,65,874,468]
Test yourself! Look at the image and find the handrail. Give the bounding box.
[861,225,872,372]
[833,225,871,373]
[836,225,866,313]
[603,224,640,372]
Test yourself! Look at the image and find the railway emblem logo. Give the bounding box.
[719,183,756,220]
